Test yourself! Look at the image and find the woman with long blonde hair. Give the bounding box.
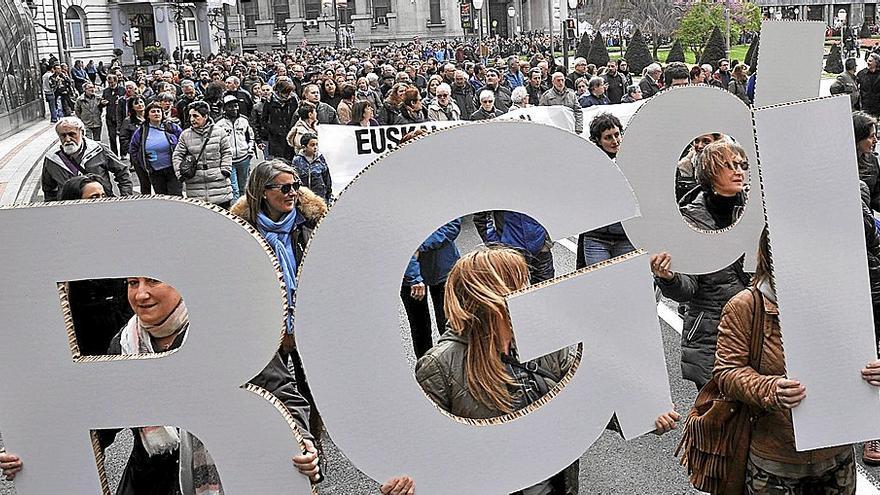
[416,247,679,494]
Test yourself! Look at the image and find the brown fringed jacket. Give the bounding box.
[714,288,850,464]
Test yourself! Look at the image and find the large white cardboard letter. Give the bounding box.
[295,122,672,494]
[0,198,311,494]
[754,97,880,450]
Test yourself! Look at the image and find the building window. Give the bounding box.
[303,0,320,20]
[179,7,198,42]
[429,0,441,24]
[273,0,289,28]
[64,7,86,49]
[372,0,390,24]
[338,0,355,25]
[243,0,258,30]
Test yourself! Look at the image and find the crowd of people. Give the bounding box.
[5,36,880,495]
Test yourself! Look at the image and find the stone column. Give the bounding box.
[152,3,180,58]
[109,3,136,65]
[194,3,218,56]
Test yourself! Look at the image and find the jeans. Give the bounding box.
[230,157,251,200]
[86,126,102,141]
[400,282,447,358]
[148,167,183,196]
[581,236,635,267]
[45,93,59,121]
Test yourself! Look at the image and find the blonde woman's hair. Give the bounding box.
[696,141,747,192]
[444,247,530,413]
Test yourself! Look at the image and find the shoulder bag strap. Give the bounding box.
[193,126,211,165]
[747,286,767,372]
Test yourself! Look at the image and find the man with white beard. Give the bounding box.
[41,116,132,201]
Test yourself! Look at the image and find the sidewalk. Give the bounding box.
[0,120,58,205]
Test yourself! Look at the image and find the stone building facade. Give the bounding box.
[239,0,560,51]
[29,0,217,66]
[753,1,878,26]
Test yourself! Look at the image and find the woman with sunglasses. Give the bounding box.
[231,160,328,441]
[650,141,751,391]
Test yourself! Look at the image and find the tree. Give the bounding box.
[699,26,727,69]
[588,31,611,67]
[665,40,686,63]
[625,29,654,74]
[825,43,844,74]
[743,33,759,70]
[861,22,872,39]
[676,0,761,62]
[575,31,591,61]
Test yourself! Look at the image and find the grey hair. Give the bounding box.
[243,159,300,227]
[55,116,85,135]
[225,75,240,86]
[511,86,528,104]
[479,90,495,102]
[646,63,662,74]
[124,80,137,89]
[366,72,379,83]
[436,82,452,96]
[181,79,195,88]
[588,76,605,89]
[870,53,880,65]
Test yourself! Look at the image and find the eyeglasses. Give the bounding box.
[437,94,450,98]
[725,160,749,172]
[265,182,301,194]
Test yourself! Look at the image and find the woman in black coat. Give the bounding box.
[650,141,751,389]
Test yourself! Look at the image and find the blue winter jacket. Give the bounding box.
[485,212,548,255]
[404,219,462,286]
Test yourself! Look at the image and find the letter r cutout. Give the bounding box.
[0,198,312,494]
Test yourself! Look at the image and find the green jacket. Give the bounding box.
[415,330,579,494]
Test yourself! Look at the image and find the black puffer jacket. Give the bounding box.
[260,93,299,161]
[861,181,880,348]
[859,152,880,212]
[655,192,750,387]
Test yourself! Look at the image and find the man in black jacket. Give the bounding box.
[101,74,125,156]
[859,53,880,118]
[175,80,200,129]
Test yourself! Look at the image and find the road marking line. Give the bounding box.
[558,238,577,253]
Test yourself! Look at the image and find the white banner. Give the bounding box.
[320,103,645,193]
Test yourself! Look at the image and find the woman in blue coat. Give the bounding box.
[402,219,462,358]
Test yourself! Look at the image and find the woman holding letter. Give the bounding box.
[713,228,880,493]
[415,247,679,495]
[651,141,751,390]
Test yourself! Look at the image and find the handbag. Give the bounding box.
[675,286,766,495]
[179,127,211,181]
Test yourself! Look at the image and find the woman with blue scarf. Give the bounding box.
[231,159,328,441]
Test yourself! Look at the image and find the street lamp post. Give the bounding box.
[473,0,484,56]
[839,9,848,59]
[507,5,515,36]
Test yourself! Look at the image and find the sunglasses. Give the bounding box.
[725,160,749,171]
[265,182,301,194]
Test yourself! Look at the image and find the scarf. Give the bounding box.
[118,301,223,495]
[257,209,300,335]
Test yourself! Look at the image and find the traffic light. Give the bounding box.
[564,18,576,41]
[130,27,140,43]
